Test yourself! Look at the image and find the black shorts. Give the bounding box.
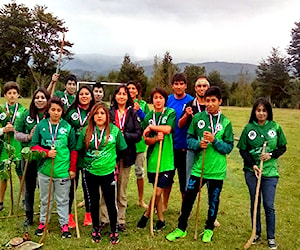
[148,170,175,189]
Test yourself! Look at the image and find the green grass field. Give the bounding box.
[0,98,299,249]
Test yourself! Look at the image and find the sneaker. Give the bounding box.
[201,229,213,243]
[252,235,260,244]
[110,231,119,244]
[118,223,127,232]
[137,214,148,228]
[92,228,101,243]
[84,212,92,226]
[68,214,76,228]
[154,220,165,232]
[61,224,71,238]
[166,228,187,242]
[268,239,278,250]
[35,223,45,236]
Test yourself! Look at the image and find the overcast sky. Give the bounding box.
[6,0,300,64]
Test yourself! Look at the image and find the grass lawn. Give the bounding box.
[0,98,299,249]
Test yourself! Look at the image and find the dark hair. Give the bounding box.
[93,82,104,91]
[110,85,133,108]
[126,81,142,101]
[48,96,65,117]
[29,88,50,118]
[249,97,273,123]
[67,85,95,113]
[64,74,77,85]
[4,81,20,94]
[150,87,168,104]
[171,73,187,85]
[204,86,222,100]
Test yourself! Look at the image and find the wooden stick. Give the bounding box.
[73,178,80,238]
[16,159,29,210]
[39,158,55,244]
[56,33,65,74]
[194,149,206,240]
[7,133,14,217]
[150,140,163,237]
[244,141,267,250]
[0,211,58,220]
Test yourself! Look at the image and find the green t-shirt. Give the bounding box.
[188,111,233,180]
[135,99,150,153]
[142,107,176,173]
[76,124,127,176]
[0,106,9,154]
[0,103,26,162]
[54,90,75,111]
[237,120,287,177]
[15,110,46,147]
[30,118,76,178]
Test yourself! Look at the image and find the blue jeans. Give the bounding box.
[244,170,278,239]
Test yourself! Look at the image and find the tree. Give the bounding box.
[207,71,230,105]
[184,65,206,96]
[287,21,300,77]
[256,48,291,107]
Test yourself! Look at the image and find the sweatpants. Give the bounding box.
[38,172,70,226]
[178,175,223,231]
[85,170,118,232]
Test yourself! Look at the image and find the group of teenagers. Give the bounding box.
[0,72,286,249]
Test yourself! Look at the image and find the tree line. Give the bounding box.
[1,2,300,108]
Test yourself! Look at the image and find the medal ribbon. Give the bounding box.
[77,107,90,126]
[209,110,221,136]
[6,102,18,124]
[152,108,165,126]
[196,100,201,112]
[36,114,46,124]
[94,126,105,150]
[117,109,127,131]
[48,120,60,145]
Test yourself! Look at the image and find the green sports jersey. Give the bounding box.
[188,111,234,180]
[54,90,75,110]
[135,99,150,153]
[76,124,127,176]
[237,120,287,177]
[142,107,176,173]
[15,110,46,147]
[0,103,26,162]
[31,118,76,178]
[0,106,9,154]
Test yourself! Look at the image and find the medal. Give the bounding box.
[51,144,56,150]
[117,110,126,131]
[77,107,90,126]
[152,108,165,126]
[209,110,221,136]
[48,120,60,147]
[5,102,18,124]
[94,126,105,156]
[95,150,99,156]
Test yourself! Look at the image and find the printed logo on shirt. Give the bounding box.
[248,130,257,140]
[268,129,276,138]
[71,112,79,120]
[187,179,197,190]
[162,117,167,124]
[59,128,67,134]
[26,116,34,124]
[198,120,205,129]
[108,134,113,141]
[149,119,154,125]
[61,97,68,104]
[216,124,223,131]
[0,112,7,120]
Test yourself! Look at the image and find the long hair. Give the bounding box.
[67,85,95,114]
[249,97,273,123]
[126,81,142,102]
[29,88,50,118]
[110,85,133,108]
[85,102,110,150]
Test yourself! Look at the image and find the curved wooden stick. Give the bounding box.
[150,140,163,237]
[73,178,80,238]
[39,158,55,244]
[56,33,65,74]
[194,149,206,240]
[16,159,29,210]
[244,141,267,249]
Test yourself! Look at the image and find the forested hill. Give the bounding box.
[63,54,257,83]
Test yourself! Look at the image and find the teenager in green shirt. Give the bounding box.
[76,102,127,244]
[0,81,26,211]
[31,97,77,239]
[127,81,150,209]
[15,88,50,225]
[237,97,287,250]
[166,86,234,243]
[137,87,176,232]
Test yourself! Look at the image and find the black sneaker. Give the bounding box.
[268,239,278,250]
[118,223,127,232]
[252,235,260,244]
[61,224,71,238]
[92,228,101,243]
[154,220,165,232]
[35,223,45,236]
[24,211,33,227]
[137,214,148,228]
[110,231,119,244]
